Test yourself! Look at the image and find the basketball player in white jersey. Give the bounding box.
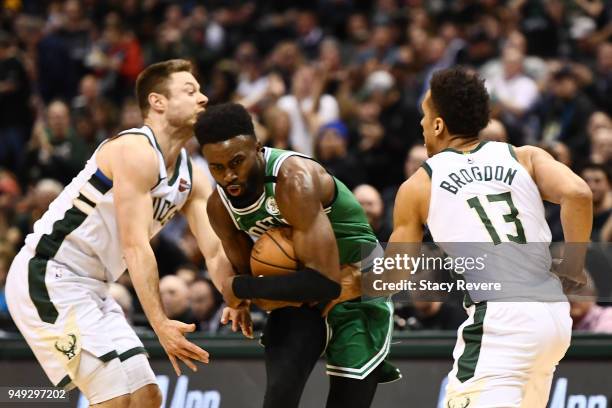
[391,68,592,407]
[6,59,249,407]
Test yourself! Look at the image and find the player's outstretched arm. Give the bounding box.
[183,165,253,338]
[516,145,593,283]
[227,158,342,304]
[101,135,209,375]
[183,165,238,292]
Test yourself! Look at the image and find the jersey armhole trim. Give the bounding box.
[421,162,432,178]
[94,169,113,188]
[507,144,519,163]
[186,154,194,199]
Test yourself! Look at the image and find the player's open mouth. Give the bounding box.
[227,185,242,196]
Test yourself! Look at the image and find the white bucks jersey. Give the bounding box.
[24,125,193,282]
[425,141,550,243]
[424,141,561,302]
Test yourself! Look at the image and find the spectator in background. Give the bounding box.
[591,127,612,165]
[159,275,195,324]
[37,0,91,102]
[277,64,339,156]
[24,100,88,185]
[570,271,612,333]
[89,21,144,102]
[207,60,239,105]
[485,46,539,145]
[480,30,548,87]
[344,13,371,60]
[353,184,392,242]
[117,98,143,131]
[315,120,365,190]
[381,144,428,227]
[14,178,62,246]
[268,41,304,89]
[189,278,224,333]
[261,106,292,150]
[587,111,612,139]
[586,42,612,116]
[71,74,100,117]
[0,170,21,247]
[234,42,269,107]
[479,119,509,143]
[109,282,134,324]
[353,95,388,191]
[357,23,398,67]
[0,30,32,174]
[175,264,198,287]
[581,163,612,241]
[151,233,190,277]
[295,10,324,60]
[534,66,595,158]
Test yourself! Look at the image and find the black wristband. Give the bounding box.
[232,268,341,302]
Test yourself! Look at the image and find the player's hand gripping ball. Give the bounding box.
[250,227,303,311]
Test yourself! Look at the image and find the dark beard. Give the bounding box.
[224,159,265,209]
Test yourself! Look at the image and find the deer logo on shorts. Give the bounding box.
[447,396,470,408]
[55,333,77,360]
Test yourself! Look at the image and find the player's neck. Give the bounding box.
[144,118,191,169]
[443,136,482,153]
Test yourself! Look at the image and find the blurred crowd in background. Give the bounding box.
[0,0,611,336]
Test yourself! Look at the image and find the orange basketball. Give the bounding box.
[250,227,302,311]
[250,227,299,276]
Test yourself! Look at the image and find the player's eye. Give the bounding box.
[231,157,244,167]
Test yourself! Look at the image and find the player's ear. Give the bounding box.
[256,139,263,151]
[434,118,444,135]
[148,92,165,112]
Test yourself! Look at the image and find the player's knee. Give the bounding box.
[130,384,162,408]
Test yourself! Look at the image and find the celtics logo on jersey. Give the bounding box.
[265,197,280,216]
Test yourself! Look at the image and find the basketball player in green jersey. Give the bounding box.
[194,103,400,408]
[391,68,592,407]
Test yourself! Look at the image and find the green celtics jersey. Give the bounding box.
[216,147,377,264]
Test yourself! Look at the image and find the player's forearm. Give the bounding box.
[124,245,168,328]
[559,187,593,242]
[205,250,236,295]
[557,188,592,283]
[232,268,341,302]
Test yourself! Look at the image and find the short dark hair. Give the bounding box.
[135,59,193,116]
[429,67,490,138]
[580,162,611,184]
[195,102,255,145]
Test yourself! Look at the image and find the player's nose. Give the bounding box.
[224,170,238,184]
[197,92,208,107]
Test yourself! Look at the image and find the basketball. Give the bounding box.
[250,227,299,276]
[250,227,302,311]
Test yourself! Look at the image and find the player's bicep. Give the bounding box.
[110,143,158,249]
[527,147,590,204]
[390,169,429,243]
[276,169,340,281]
